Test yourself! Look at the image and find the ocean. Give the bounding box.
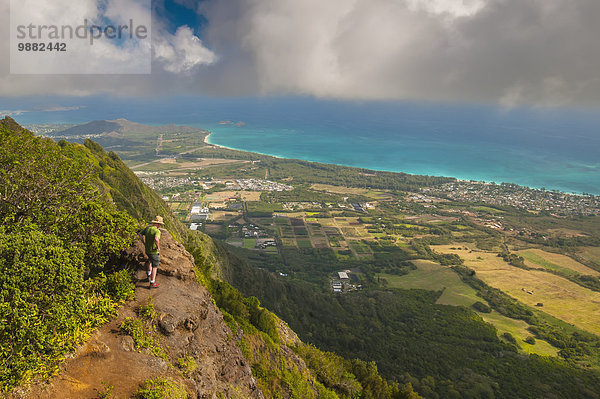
[6,96,600,195]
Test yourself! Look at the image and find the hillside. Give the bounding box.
[20,231,263,398]
[0,117,418,399]
[54,118,206,137]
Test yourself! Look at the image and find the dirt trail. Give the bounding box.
[18,231,262,399]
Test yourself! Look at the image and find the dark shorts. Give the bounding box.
[147,253,160,268]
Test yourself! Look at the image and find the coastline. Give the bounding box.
[203,130,598,196]
[204,130,286,159]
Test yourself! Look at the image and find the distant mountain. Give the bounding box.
[54,118,206,137]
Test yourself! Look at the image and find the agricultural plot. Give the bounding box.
[294,227,309,236]
[297,238,313,248]
[310,183,395,200]
[378,260,479,308]
[327,235,342,247]
[516,249,599,277]
[226,238,243,247]
[240,191,262,201]
[290,218,305,226]
[433,245,600,335]
[348,240,372,255]
[169,202,191,212]
[312,239,329,249]
[281,238,297,247]
[210,211,241,221]
[279,226,295,237]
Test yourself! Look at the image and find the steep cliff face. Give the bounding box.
[21,231,263,399]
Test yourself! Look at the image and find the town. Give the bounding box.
[423,181,600,216]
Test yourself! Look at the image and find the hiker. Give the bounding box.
[139,216,164,288]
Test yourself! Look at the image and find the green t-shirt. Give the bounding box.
[141,225,161,255]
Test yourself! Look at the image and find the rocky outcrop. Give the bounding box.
[22,230,264,399]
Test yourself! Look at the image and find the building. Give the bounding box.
[338,271,349,280]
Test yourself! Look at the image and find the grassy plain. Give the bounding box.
[377,260,479,307]
[516,248,599,276]
[578,246,600,265]
[433,244,600,335]
[478,311,559,356]
[311,183,394,200]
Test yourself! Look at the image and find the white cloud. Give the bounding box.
[154,26,217,74]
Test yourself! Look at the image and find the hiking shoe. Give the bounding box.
[149,282,160,289]
[140,276,150,283]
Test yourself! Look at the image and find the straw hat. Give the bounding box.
[151,216,165,225]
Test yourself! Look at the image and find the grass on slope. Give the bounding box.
[433,244,600,335]
[516,249,599,277]
[378,260,479,307]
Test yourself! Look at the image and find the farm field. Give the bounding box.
[211,210,242,221]
[377,260,479,307]
[516,248,600,277]
[311,183,395,200]
[433,244,600,335]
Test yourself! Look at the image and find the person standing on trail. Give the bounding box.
[139,216,164,288]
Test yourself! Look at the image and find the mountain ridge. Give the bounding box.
[1,116,418,399]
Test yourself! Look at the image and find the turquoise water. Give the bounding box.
[206,121,600,195]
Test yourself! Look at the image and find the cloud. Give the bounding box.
[154,26,217,73]
[0,105,86,116]
[1,0,600,106]
[197,0,600,105]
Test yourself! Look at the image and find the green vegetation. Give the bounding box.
[175,355,198,375]
[188,234,420,398]
[12,115,600,398]
[94,381,114,399]
[225,254,600,398]
[0,119,138,391]
[120,317,165,359]
[377,260,479,307]
[133,377,187,399]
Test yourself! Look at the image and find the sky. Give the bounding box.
[1,0,600,107]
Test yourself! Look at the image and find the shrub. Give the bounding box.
[472,301,492,313]
[133,377,187,399]
[175,355,198,375]
[0,227,89,390]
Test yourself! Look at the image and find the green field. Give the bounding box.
[297,238,313,248]
[377,260,479,307]
[479,311,559,357]
[243,238,257,249]
[517,249,600,277]
[378,260,559,356]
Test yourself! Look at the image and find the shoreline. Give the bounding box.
[204,130,286,159]
[203,130,596,197]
